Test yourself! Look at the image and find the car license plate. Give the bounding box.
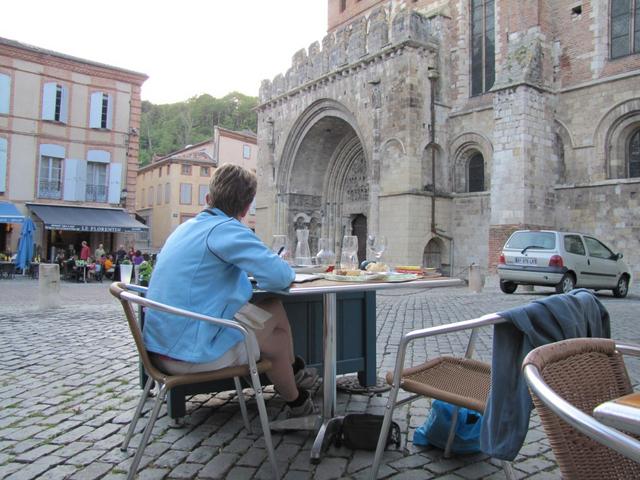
[514,257,537,265]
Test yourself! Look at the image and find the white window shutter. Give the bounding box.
[106,93,113,130]
[108,163,123,204]
[59,85,69,124]
[90,92,102,128]
[0,74,10,115]
[42,82,57,120]
[63,158,80,201]
[75,159,87,201]
[0,138,7,192]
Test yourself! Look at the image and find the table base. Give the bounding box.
[310,416,344,464]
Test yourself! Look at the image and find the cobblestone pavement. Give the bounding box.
[1,277,639,480]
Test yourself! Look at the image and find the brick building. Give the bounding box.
[255,0,640,279]
[0,37,148,260]
[136,126,258,251]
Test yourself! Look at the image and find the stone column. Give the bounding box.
[489,32,557,271]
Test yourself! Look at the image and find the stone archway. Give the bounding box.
[276,100,370,254]
[423,237,444,270]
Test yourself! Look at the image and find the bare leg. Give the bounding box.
[254,297,297,401]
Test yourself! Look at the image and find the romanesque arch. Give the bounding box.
[450,132,493,193]
[276,99,370,252]
[593,98,640,179]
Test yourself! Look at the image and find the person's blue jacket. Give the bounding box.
[143,208,295,363]
[479,289,610,461]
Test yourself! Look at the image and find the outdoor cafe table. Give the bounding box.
[593,392,640,435]
[261,275,464,463]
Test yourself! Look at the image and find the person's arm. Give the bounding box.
[207,220,294,291]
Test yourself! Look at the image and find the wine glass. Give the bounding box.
[315,237,336,266]
[271,235,291,263]
[340,235,359,270]
[367,235,387,261]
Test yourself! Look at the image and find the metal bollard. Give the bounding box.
[468,263,484,293]
[39,263,61,310]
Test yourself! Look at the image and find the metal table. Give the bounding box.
[593,392,640,435]
[272,276,464,463]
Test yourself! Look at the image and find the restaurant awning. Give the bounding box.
[27,204,149,233]
[0,201,25,224]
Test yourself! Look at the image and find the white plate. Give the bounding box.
[320,272,386,282]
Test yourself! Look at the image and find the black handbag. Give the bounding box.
[334,413,401,451]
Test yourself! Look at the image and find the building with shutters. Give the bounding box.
[136,126,258,251]
[255,0,640,278]
[0,37,148,260]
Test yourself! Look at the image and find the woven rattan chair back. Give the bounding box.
[525,338,640,479]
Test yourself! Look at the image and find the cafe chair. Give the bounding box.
[109,282,280,480]
[523,338,640,479]
[370,313,516,479]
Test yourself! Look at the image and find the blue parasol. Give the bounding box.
[14,218,35,272]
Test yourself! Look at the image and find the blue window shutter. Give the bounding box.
[59,85,69,124]
[39,143,65,158]
[87,149,111,163]
[63,158,80,201]
[107,163,123,204]
[0,74,10,114]
[0,138,7,192]
[90,92,102,128]
[42,82,57,120]
[106,93,113,130]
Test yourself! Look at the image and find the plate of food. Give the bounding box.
[320,269,386,282]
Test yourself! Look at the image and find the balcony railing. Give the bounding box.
[38,180,62,199]
[86,184,108,203]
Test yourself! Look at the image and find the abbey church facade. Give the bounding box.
[255,0,640,277]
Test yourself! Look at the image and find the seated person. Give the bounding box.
[104,255,115,279]
[143,164,317,417]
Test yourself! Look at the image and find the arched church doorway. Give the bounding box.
[277,101,370,256]
[423,237,444,270]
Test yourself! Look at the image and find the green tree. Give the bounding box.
[138,93,258,166]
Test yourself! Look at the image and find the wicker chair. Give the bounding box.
[110,282,280,480]
[370,313,516,479]
[523,338,640,479]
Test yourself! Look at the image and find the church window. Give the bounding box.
[470,0,495,96]
[468,153,485,192]
[629,128,640,177]
[611,0,640,58]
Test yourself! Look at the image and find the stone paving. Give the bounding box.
[0,277,639,479]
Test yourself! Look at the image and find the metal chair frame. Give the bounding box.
[110,282,280,479]
[370,313,515,480]
[524,340,640,465]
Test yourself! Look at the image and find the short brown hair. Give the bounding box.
[208,163,257,218]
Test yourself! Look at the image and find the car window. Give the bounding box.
[583,237,614,260]
[505,232,556,250]
[564,235,586,255]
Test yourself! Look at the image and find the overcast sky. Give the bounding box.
[4,0,328,104]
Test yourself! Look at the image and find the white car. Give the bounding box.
[497,230,631,297]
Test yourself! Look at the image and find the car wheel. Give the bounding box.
[613,276,629,298]
[555,273,575,294]
[500,280,518,294]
